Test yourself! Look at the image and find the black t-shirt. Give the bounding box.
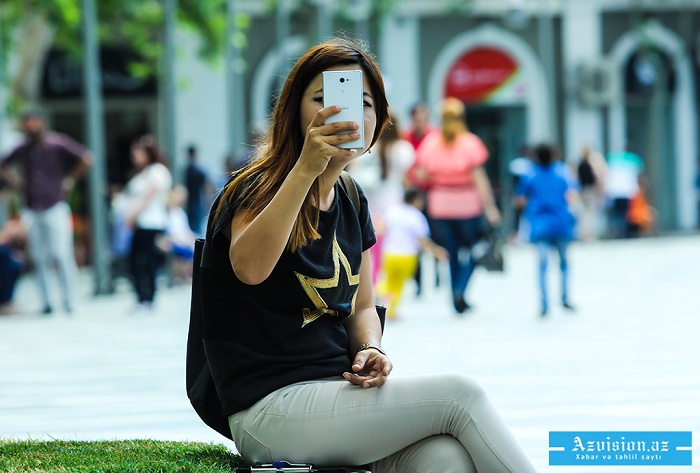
[205,177,376,416]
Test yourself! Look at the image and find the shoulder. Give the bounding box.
[416,131,443,154]
[148,163,173,183]
[393,139,416,157]
[47,132,82,148]
[461,132,486,147]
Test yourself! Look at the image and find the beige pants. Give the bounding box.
[229,373,537,473]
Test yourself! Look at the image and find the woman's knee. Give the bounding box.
[430,373,487,407]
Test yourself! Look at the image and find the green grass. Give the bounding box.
[0,439,244,473]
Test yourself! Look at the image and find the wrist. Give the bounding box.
[356,342,386,356]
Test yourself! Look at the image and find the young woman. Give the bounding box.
[124,135,172,310]
[207,39,537,473]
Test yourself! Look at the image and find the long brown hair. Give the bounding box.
[215,38,390,251]
[440,97,467,144]
[129,134,167,179]
[376,114,400,181]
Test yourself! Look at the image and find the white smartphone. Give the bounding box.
[322,69,365,149]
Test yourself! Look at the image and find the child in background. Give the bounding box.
[514,143,578,316]
[377,188,448,319]
[159,185,198,284]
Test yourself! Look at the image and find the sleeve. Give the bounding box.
[154,164,173,191]
[466,133,489,168]
[514,175,529,198]
[208,173,250,253]
[209,187,237,254]
[416,211,431,239]
[57,133,88,166]
[1,147,21,169]
[355,181,377,252]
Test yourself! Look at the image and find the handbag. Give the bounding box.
[186,172,384,440]
[471,222,505,272]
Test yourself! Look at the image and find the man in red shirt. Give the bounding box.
[402,102,437,151]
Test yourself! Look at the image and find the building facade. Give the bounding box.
[220,0,700,231]
[3,0,698,232]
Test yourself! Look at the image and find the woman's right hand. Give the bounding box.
[296,106,361,178]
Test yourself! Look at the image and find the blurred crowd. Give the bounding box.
[0,96,689,319]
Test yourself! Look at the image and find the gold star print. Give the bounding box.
[295,234,360,327]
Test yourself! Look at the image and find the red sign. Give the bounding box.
[444,47,518,103]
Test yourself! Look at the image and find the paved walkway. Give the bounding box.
[1,235,699,472]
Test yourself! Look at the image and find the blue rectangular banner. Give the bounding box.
[549,431,692,466]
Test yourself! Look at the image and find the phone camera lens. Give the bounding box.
[340,78,345,83]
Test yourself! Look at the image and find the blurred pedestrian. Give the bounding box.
[514,143,577,317]
[348,115,415,284]
[183,145,211,235]
[604,145,644,238]
[576,144,606,241]
[124,135,173,312]
[376,188,447,319]
[0,216,25,315]
[160,185,198,285]
[403,103,439,295]
[402,102,437,151]
[409,98,501,314]
[508,145,533,243]
[0,108,92,315]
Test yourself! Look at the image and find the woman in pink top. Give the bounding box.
[410,98,500,313]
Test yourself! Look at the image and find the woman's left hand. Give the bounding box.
[343,349,393,388]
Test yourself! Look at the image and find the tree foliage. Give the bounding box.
[0,0,231,110]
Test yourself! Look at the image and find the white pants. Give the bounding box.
[229,373,537,473]
[22,202,77,309]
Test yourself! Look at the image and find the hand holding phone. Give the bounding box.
[322,70,365,149]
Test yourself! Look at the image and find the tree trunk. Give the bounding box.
[9,11,55,107]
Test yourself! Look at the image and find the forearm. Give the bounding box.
[230,166,316,284]
[128,187,157,224]
[345,306,384,354]
[344,250,383,352]
[0,166,21,190]
[473,167,497,212]
[70,153,92,181]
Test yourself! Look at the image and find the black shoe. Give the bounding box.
[540,307,548,317]
[41,305,53,315]
[562,301,576,312]
[453,294,471,314]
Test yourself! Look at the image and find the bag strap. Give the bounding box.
[339,170,361,214]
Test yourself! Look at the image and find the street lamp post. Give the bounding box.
[226,0,246,157]
[0,11,4,154]
[537,0,558,142]
[315,0,333,42]
[164,0,178,182]
[82,0,112,295]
